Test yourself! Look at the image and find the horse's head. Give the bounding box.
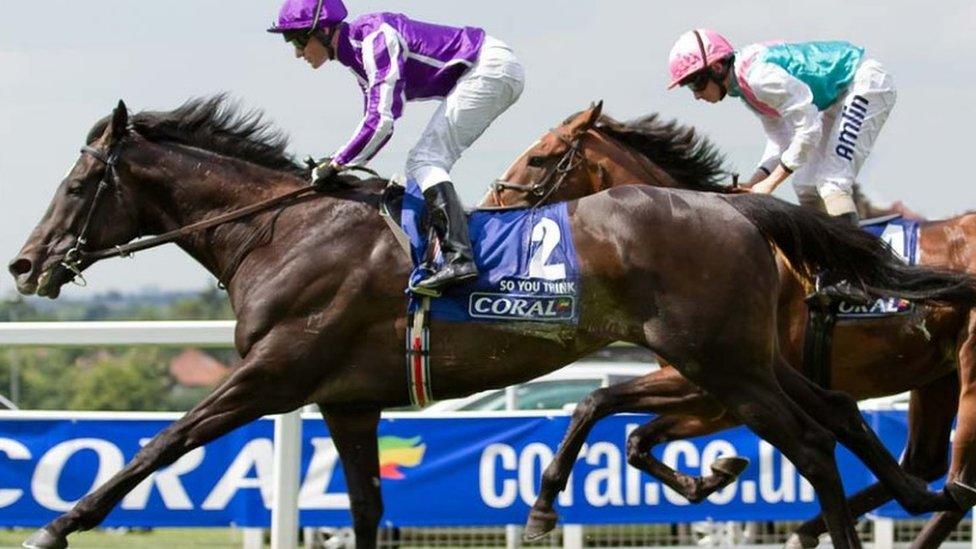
[9,101,142,298]
[484,101,725,209]
[484,101,613,208]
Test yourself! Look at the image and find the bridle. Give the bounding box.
[58,137,346,287]
[59,141,127,285]
[489,128,603,208]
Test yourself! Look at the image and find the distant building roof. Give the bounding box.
[169,349,229,387]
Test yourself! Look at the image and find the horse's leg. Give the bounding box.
[787,373,958,549]
[772,358,960,515]
[524,367,737,540]
[912,312,976,548]
[320,406,383,549]
[23,341,311,549]
[716,371,861,548]
[626,413,742,501]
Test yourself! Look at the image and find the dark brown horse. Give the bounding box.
[487,103,976,548]
[9,98,976,549]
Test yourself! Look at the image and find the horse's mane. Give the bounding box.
[580,112,729,191]
[87,95,305,176]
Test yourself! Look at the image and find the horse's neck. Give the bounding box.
[591,133,682,192]
[128,141,302,279]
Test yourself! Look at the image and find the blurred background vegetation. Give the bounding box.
[1,287,236,411]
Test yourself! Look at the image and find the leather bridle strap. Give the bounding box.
[84,185,316,262]
[490,128,590,206]
[74,145,325,263]
[68,146,118,260]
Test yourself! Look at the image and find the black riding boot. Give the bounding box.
[412,182,479,295]
[813,209,871,305]
[836,211,860,227]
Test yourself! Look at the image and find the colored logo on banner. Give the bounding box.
[378,435,426,480]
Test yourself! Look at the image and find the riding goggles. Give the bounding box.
[283,30,313,48]
[682,71,711,92]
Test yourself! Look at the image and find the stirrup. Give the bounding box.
[410,265,477,297]
[408,282,442,298]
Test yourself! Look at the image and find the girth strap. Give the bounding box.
[802,289,840,389]
[406,296,433,407]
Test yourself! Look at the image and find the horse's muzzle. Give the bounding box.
[8,255,39,295]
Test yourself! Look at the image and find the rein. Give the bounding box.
[62,142,377,285]
[489,129,598,208]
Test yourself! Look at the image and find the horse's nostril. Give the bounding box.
[8,257,33,277]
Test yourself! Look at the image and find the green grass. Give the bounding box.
[0,528,249,548]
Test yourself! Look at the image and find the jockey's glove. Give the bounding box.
[310,160,343,192]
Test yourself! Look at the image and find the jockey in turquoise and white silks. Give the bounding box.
[668,30,896,223]
[269,0,525,294]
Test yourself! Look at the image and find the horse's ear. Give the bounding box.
[586,100,604,128]
[111,100,129,137]
[571,100,604,135]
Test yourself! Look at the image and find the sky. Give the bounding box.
[1,0,974,297]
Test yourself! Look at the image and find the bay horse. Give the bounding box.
[487,103,976,548]
[9,98,976,549]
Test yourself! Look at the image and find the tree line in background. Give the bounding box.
[1,287,236,411]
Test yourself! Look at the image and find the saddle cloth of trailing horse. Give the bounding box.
[401,180,581,324]
[838,214,921,318]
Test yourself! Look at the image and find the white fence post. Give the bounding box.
[505,524,521,549]
[562,524,583,549]
[971,515,975,549]
[873,516,894,549]
[271,410,303,549]
[242,527,264,549]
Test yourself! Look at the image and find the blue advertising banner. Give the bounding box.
[0,410,925,528]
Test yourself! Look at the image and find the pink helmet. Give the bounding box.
[667,29,734,89]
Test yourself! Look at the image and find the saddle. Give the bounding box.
[803,213,922,388]
[382,180,585,325]
[380,180,583,407]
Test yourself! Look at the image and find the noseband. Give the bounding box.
[490,129,598,208]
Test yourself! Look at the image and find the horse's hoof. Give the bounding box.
[523,508,559,541]
[22,528,68,549]
[783,532,819,549]
[947,480,976,510]
[710,456,749,482]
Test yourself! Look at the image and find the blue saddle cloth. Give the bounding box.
[402,181,581,324]
[838,215,921,318]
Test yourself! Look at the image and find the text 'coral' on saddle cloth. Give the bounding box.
[401,181,581,324]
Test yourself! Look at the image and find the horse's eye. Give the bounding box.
[527,156,546,168]
[66,183,84,196]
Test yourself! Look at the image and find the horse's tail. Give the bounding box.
[723,193,976,306]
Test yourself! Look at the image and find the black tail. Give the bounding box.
[724,194,976,306]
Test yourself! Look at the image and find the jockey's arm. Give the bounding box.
[746,65,822,195]
[746,117,792,186]
[331,26,407,168]
[750,163,792,194]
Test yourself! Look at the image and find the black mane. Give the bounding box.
[581,112,729,190]
[88,95,304,175]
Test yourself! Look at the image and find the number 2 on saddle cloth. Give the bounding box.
[399,180,583,325]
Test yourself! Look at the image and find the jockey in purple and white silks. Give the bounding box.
[667,30,897,224]
[269,0,525,294]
